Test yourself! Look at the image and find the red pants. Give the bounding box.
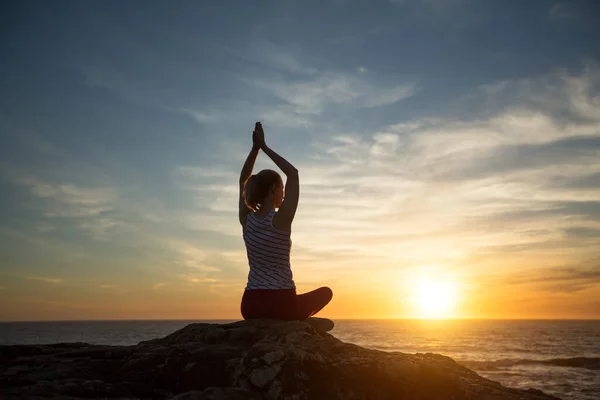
[241,287,333,321]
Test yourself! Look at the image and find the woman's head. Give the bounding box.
[243,169,284,211]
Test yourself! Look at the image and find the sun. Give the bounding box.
[412,279,458,319]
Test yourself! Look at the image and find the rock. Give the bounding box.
[0,319,561,400]
[262,350,285,366]
[170,387,262,400]
[249,364,282,388]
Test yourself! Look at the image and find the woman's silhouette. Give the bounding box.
[238,122,333,320]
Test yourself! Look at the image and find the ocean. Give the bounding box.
[1,319,598,400]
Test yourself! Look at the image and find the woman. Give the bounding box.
[238,122,333,320]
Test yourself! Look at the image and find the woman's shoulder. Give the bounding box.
[271,210,292,233]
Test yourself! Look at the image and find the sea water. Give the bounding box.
[1,319,598,400]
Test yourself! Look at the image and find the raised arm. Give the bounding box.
[238,132,260,226]
[256,123,299,231]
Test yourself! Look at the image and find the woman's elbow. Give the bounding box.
[286,168,299,177]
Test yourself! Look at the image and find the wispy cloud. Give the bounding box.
[99,284,117,289]
[361,84,419,108]
[182,109,220,124]
[171,45,415,130]
[168,240,222,274]
[3,174,130,244]
[16,177,117,218]
[219,40,319,77]
[79,218,123,241]
[504,263,600,293]
[174,166,240,218]
[186,277,218,284]
[26,276,63,284]
[248,73,418,115]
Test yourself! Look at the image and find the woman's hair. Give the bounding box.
[243,169,282,211]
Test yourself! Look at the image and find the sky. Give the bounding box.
[1,0,599,321]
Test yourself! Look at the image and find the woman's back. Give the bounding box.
[243,210,295,290]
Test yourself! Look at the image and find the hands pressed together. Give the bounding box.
[252,122,266,150]
[246,121,296,177]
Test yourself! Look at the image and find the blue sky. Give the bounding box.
[1,0,599,320]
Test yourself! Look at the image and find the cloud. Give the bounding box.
[548,172,600,190]
[180,102,316,129]
[26,276,63,284]
[472,65,600,123]
[79,218,122,241]
[16,177,117,218]
[100,284,117,289]
[182,109,220,124]
[175,44,416,130]
[174,166,239,216]
[248,73,418,115]
[433,135,600,182]
[563,227,600,239]
[265,50,319,76]
[186,277,218,284]
[362,84,419,108]
[251,75,358,115]
[168,240,221,273]
[221,40,320,77]
[504,262,600,293]
[4,174,129,243]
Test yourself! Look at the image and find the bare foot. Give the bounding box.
[306,317,334,333]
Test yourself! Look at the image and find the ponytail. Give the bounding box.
[243,175,259,211]
[243,169,281,212]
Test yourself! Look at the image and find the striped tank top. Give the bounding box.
[243,209,295,290]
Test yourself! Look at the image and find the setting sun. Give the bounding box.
[412,279,458,319]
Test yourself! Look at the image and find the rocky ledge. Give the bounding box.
[0,319,559,399]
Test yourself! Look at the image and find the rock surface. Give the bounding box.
[0,319,560,399]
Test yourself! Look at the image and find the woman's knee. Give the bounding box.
[320,286,333,302]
